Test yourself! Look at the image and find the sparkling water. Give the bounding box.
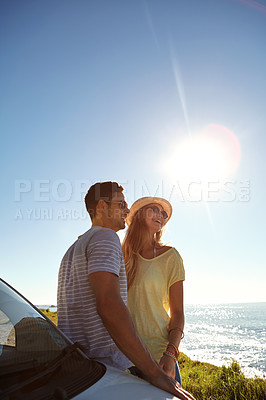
[38,302,265,378]
[182,302,266,378]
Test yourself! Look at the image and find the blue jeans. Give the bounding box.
[129,362,182,386]
[175,362,182,385]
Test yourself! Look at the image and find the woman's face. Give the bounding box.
[143,203,168,234]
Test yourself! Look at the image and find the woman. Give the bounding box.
[122,196,185,384]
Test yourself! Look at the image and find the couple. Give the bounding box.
[57,181,195,400]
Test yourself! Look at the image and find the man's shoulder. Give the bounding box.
[77,226,119,244]
[84,227,122,254]
[90,227,120,243]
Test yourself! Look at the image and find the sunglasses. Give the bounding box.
[146,205,168,220]
[105,200,128,209]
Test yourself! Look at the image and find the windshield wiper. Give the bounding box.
[0,359,40,377]
[0,342,83,398]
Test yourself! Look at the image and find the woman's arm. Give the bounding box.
[168,280,185,346]
[159,280,185,378]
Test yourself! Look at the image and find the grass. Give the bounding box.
[178,353,266,400]
[40,309,266,400]
[39,308,57,325]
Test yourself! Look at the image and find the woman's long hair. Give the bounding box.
[122,207,164,289]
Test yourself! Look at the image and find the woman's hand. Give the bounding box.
[159,353,176,379]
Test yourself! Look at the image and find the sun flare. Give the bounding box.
[164,124,241,185]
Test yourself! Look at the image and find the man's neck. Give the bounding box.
[91,218,104,228]
[91,218,117,232]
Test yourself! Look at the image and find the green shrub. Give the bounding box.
[179,353,266,400]
[39,308,58,325]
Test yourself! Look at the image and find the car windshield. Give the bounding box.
[0,279,68,369]
[0,279,106,398]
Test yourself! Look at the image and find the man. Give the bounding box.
[58,181,195,400]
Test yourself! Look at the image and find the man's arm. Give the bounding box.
[89,271,195,400]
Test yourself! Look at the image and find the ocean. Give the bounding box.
[182,302,266,379]
[37,302,266,379]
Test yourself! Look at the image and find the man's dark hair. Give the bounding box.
[85,181,124,221]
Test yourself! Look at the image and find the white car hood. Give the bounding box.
[75,365,179,400]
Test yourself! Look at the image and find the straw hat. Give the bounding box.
[126,196,172,226]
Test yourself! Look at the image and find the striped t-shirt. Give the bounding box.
[57,226,131,370]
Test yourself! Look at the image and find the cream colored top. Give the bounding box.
[127,248,185,363]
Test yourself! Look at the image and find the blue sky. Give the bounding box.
[1,0,266,305]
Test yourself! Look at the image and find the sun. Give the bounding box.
[163,124,241,185]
